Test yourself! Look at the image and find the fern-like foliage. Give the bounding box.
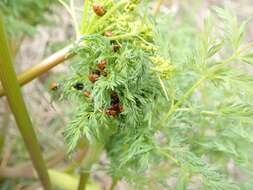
[54,1,253,189]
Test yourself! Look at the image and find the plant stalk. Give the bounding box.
[0,101,10,159]
[80,0,90,34]
[77,143,103,190]
[0,45,73,97]
[0,13,52,190]
[0,26,144,98]
[109,178,119,190]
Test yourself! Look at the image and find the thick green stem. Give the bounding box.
[78,172,90,190]
[77,143,104,190]
[0,13,52,190]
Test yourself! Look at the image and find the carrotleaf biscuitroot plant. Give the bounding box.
[50,1,253,189]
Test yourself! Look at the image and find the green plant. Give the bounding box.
[1,0,253,190]
[51,1,253,190]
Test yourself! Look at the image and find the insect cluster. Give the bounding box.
[50,0,165,184]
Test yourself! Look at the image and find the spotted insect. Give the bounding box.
[92,4,106,16]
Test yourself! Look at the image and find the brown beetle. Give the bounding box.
[112,44,121,52]
[97,60,107,70]
[106,109,117,117]
[50,81,58,91]
[92,4,106,16]
[83,91,91,97]
[88,73,100,83]
[111,92,120,104]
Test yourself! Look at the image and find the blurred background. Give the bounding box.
[0,0,252,189]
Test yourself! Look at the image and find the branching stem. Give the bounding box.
[158,40,253,128]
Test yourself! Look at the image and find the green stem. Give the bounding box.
[80,0,90,34]
[0,101,10,158]
[177,108,220,116]
[109,178,119,190]
[0,13,52,190]
[157,41,253,128]
[85,14,98,34]
[77,143,103,190]
[78,172,90,190]
[59,0,79,38]
[158,75,206,128]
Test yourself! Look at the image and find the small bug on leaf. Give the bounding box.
[73,82,84,90]
[97,60,107,70]
[119,104,124,112]
[88,73,100,83]
[110,103,124,113]
[92,4,106,16]
[101,71,108,77]
[112,44,121,52]
[109,103,119,111]
[104,31,113,37]
[83,91,91,97]
[106,109,117,117]
[50,81,58,91]
[111,92,120,104]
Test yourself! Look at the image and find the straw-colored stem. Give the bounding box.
[0,13,52,190]
[0,31,138,98]
[0,45,73,97]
